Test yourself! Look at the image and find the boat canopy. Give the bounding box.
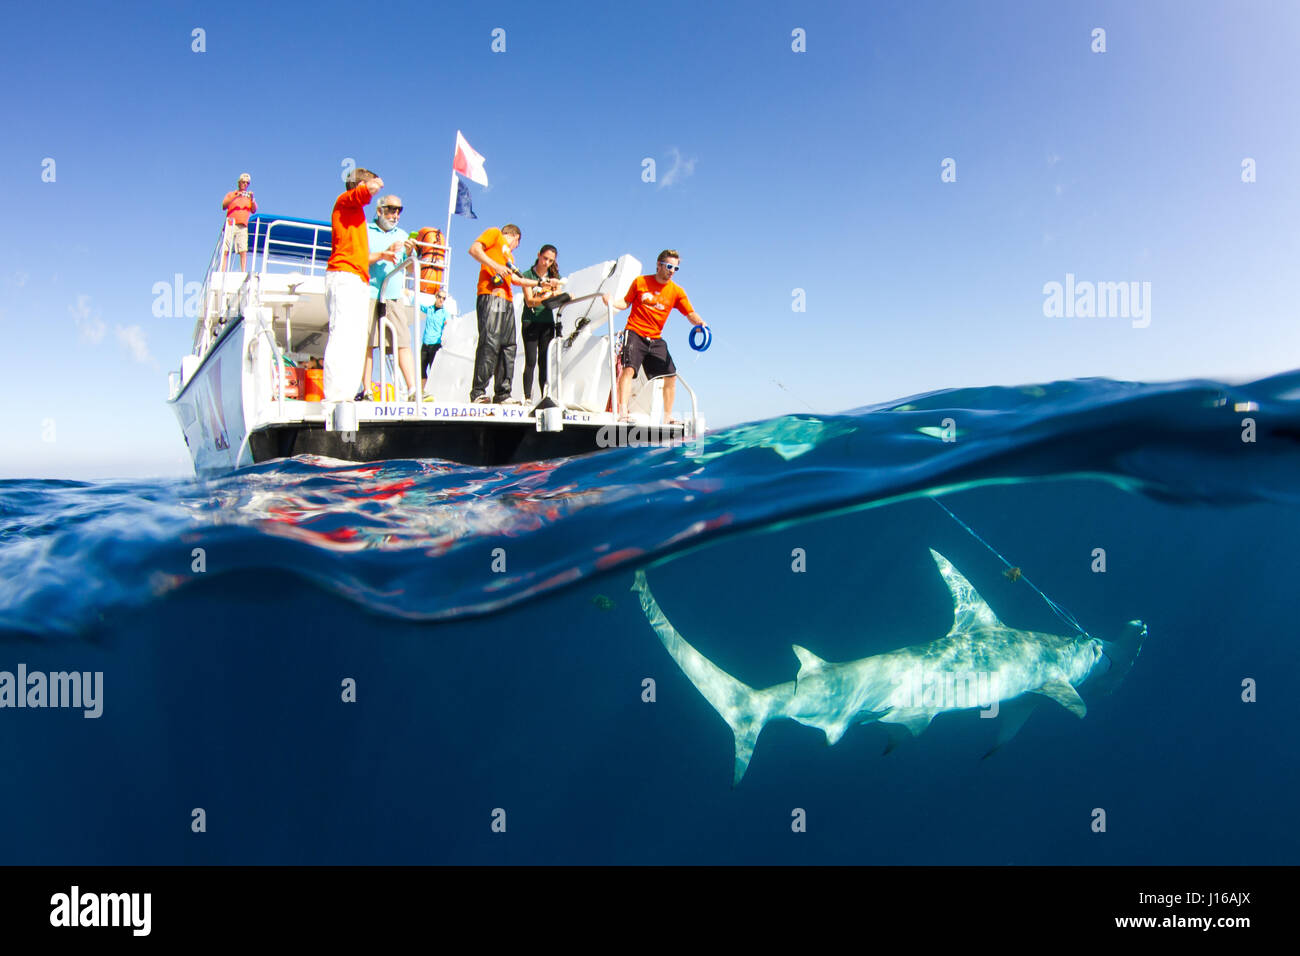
[246,213,332,269]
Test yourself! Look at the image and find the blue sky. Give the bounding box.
[1,0,1297,477]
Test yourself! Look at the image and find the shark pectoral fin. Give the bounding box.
[981,695,1039,759]
[791,645,828,680]
[857,708,891,726]
[1032,678,1087,718]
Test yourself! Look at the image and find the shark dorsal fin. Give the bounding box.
[929,549,1003,632]
[791,645,828,679]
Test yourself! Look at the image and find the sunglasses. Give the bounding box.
[381,206,403,214]
[657,262,679,272]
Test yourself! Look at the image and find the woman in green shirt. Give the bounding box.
[520,244,561,403]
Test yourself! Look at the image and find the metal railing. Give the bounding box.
[248,325,286,419]
[551,294,620,416]
[254,218,332,279]
[368,237,450,402]
[194,219,234,355]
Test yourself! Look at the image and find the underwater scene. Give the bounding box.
[1,373,1296,864]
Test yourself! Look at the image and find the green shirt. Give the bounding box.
[520,267,554,325]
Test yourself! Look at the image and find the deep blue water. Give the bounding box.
[1,373,1297,863]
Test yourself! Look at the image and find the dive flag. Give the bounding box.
[452,131,489,187]
[454,176,477,219]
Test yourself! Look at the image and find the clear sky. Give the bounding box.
[2,0,1297,478]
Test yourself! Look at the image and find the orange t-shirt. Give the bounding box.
[623,275,695,340]
[474,226,518,299]
[326,184,375,281]
[221,190,257,226]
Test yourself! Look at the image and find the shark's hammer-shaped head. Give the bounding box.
[1087,620,1148,696]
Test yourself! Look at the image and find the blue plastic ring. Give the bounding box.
[689,325,712,352]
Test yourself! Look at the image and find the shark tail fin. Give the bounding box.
[1094,620,1148,695]
[633,571,790,786]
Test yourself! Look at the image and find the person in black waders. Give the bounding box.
[466,223,547,404]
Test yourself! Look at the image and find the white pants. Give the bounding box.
[322,271,370,402]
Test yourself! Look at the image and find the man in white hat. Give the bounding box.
[220,172,258,272]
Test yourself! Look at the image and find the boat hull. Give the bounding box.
[248,418,612,467]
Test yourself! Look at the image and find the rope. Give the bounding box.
[930,497,1091,639]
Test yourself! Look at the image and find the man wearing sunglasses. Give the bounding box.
[361,195,417,400]
[602,250,706,423]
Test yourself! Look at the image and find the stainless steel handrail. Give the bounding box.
[257,219,331,279]
[247,325,286,419]
[551,292,619,415]
[195,219,233,355]
[370,249,421,402]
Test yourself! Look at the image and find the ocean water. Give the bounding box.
[1,373,1297,864]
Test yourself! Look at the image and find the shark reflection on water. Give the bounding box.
[634,550,1145,785]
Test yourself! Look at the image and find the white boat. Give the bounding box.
[168,214,706,476]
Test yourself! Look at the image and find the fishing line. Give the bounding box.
[717,335,820,413]
[930,497,1092,639]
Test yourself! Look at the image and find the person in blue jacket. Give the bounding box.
[419,289,450,390]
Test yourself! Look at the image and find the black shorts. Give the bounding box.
[621,330,676,378]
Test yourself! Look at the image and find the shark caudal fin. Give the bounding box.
[633,571,792,785]
[1091,620,1148,696]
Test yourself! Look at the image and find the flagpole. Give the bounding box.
[445,168,457,293]
[445,169,456,254]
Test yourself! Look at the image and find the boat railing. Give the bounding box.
[247,323,286,418]
[370,237,456,401]
[672,374,700,426]
[233,324,287,468]
[254,218,333,280]
[194,219,236,355]
[551,293,620,415]
[551,293,697,425]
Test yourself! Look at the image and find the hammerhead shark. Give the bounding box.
[634,550,1145,785]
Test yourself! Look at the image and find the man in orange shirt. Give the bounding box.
[467,223,545,404]
[602,250,706,422]
[220,172,257,272]
[322,167,383,405]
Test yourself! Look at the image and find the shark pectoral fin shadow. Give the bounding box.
[1032,678,1087,718]
[880,720,910,756]
[880,710,935,740]
[981,695,1039,759]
